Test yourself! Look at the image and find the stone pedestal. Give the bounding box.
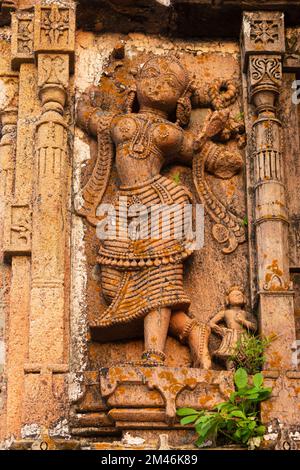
[100,366,234,427]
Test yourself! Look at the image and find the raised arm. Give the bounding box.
[76,86,107,137]
[173,109,232,166]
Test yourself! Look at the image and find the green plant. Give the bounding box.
[241,216,248,227]
[172,172,181,185]
[229,333,274,375]
[177,368,272,449]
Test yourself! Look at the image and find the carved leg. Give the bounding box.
[169,311,211,369]
[143,307,171,365]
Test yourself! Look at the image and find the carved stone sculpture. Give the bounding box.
[209,286,256,370]
[76,54,244,368]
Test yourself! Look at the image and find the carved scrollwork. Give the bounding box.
[250,56,282,87]
[75,113,116,227]
[193,140,246,254]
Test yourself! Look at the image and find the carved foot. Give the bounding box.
[140,348,166,367]
[186,320,212,369]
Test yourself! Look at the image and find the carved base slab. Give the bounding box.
[100,366,234,426]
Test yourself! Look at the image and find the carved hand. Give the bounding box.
[194,109,230,152]
[202,109,230,139]
[236,312,256,331]
[76,85,102,132]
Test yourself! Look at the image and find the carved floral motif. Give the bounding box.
[38,54,69,88]
[11,11,34,68]
[40,6,70,46]
[34,4,75,56]
[250,20,279,44]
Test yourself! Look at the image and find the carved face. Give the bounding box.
[228,289,245,307]
[136,56,188,113]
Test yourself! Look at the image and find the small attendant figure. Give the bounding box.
[209,286,256,370]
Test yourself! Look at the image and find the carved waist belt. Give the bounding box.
[98,175,194,269]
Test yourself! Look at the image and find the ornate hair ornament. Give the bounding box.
[225,285,245,306]
[138,53,190,89]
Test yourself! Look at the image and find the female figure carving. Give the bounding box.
[77,54,243,368]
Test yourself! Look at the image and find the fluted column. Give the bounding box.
[242,11,300,437]
[25,3,75,426]
[4,2,75,433]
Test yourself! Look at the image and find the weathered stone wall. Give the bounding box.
[1,0,300,450]
[72,31,249,375]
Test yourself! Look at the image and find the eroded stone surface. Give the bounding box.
[0,1,300,451]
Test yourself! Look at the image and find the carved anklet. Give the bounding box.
[180,318,199,343]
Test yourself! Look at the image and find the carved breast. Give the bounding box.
[111,114,183,159]
[152,122,183,155]
[111,116,137,144]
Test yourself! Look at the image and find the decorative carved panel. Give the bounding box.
[34,5,75,59]
[3,202,32,257]
[11,11,34,69]
[241,11,285,72]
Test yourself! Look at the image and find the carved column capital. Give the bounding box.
[241,11,285,73]
[242,12,285,116]
[34,4,75,70]
[11,3,75,71]
[248,54,282,113]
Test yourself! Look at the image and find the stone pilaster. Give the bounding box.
[241,11,300,441]
[4,1,75,435]
[27,2,74,427]
[0,59,18,440]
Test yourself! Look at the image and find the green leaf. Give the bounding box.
[229,392,238,403]
[215,402,228,411]
[255,425,266,436]
[244,393,259,400]
[195,415,210,426]
[253,373,264,388]
[195,435,206,447]
[248,421,256,430]
[180,415,198,425]
[172,172,181,185]
[257,391,272,401]
[230,410,246,419]
[234,368,248,390]
[197,419,217,438]
[177,408,198,417]
[233,429,242,440]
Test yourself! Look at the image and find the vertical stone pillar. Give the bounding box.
[3,2,75,436]
[242,11,300,436]
[0,68,18,440]
[24,3,75,427]
[3,9,34,438]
